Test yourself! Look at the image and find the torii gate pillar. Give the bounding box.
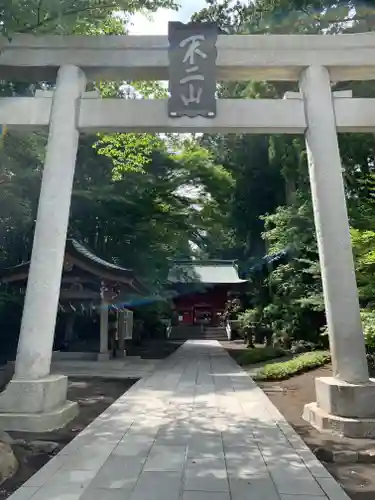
[299,65,375,437]
[0,65,86,431]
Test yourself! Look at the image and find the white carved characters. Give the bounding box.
[179,34,207,106]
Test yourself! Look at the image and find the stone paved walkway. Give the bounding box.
[11,341,350,500]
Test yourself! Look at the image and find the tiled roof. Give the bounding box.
[66,240,147,293]
[168,260,247,284]
[0,239,148,294]
[68,240,132,275]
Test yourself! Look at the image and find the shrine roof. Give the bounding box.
[0,239,147,293]
[168,259,248,285]
[66,239,134,277]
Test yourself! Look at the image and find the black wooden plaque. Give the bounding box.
[168,22,218,118]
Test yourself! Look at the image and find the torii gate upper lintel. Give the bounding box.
[2,32,375,82]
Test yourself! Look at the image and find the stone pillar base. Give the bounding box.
[303,402,375,438]
[97,352,110,361]
[303,376,375,438]
[0,375,78,432]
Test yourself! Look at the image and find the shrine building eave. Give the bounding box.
[0,239,148,296]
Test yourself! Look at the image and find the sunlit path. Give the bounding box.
[11,341,349,500]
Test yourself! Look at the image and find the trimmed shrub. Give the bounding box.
[236,346,286,366]
[254,351,331,381]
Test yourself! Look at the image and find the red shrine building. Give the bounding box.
[167,260,248,326]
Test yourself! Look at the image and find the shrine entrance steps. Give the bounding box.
[12,340,349,500]
[171,325,228,342]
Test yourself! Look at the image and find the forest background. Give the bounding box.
[2,0,375,356]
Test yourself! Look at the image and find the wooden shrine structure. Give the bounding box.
[168,260,248,327]
[0,239,147,360]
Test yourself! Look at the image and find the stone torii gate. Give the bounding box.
[0,32,375,434]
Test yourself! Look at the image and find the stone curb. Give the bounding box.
[314,447,375,464]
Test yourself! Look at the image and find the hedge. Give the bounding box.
[254,351,331,381]
[236,346,286,366]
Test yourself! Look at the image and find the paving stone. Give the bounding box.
[27,484,88,500]
[182,492,230,500]
[5,487,40,500]
[187,435,224,456]
[229,477,280,500]
[271,472,325,497]
[184,456,229,492]
[154,428,192,446]
[43,468,97,488]
[58,434,94,456]
[130,471,182,500]
[89,456,143,489]
[22,455,67,487]
[268,456,325,496]
[143,445,186,472]
[184,475,230,492]
[61,448,113,471]
[80,487,133,500]
[280,496,327,500]
[222,431,257,449]
[225,447,268,479]
[316,477,352,500]
[297,447,332,478]
[112,435,153,459]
